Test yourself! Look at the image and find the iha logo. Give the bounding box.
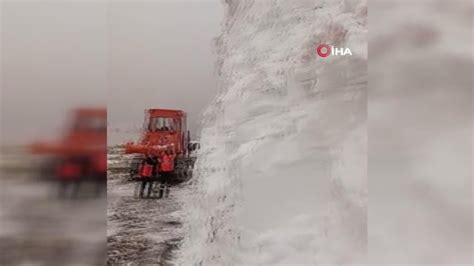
[316,44,352,58]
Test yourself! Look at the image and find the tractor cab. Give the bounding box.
[31,108,106,155]
[124,108,198,184]
[141,109,188,155]
[71,108,107,133]
[30,107,107,185]
[66,108,107,143]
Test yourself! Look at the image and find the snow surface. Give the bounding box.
[176,0,367,265]
[368,1,473,264]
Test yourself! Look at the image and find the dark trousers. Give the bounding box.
[158,172,172,198]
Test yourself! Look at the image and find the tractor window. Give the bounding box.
[174,118,181,131]
[75,116,106,132]
[149,117,176,131]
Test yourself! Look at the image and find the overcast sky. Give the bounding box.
[108,1,223,144]
[1,0,223,145]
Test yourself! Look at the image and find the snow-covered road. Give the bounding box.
[107,157,184,265]
[0,177,106,265]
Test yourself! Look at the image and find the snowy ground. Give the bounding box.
[106,149,184,265]
[0,175,106,265]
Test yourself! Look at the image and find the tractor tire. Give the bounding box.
[174,156,196,183]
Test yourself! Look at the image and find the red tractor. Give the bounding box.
[30,108,107,197]
[124,109,198,183]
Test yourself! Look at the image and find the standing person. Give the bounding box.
[139,155,155,198]
[56,158,82,199]
[158,150,175,198]
[148,155,159,197]
[92,151,107,197]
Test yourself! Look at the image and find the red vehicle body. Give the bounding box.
[30,108,107,183]
[124,109,198,182]
[125,109,188,157]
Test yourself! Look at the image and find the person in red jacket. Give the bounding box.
[157,150,175,198]
[139,155,158,198]
[93,151,107,197]
[56,157,86,198]
[160,151,174,172]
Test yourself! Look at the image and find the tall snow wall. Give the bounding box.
[177,0,367,264]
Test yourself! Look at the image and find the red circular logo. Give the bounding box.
[316,44,331,57]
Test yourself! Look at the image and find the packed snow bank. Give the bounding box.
[177,0,367,264]
[369,1,473,264]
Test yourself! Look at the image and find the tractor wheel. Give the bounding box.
[174,156,196,182]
